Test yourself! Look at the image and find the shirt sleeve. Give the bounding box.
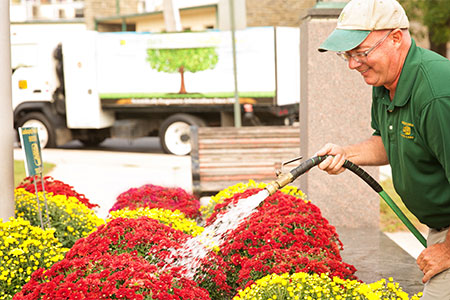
[420,96,450,183]
[371,100,381,137]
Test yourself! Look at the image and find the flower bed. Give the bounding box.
[207,188,356,292]
[8,179,421,300]
[233,272,422,300]
[17,176,98,209]
[15,188,105,248]
[108,207,204,237]
[16,253,210,300]
[109,184,201,219]
[15,217,230,300]
[201,180,306,219]
[0,217,67,300]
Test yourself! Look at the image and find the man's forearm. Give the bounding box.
[343,135,388,166]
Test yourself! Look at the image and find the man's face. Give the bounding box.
[345,30,397,87]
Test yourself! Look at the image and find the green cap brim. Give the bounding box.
[318,29,371,52]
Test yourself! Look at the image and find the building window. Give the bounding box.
[75,8,84,18]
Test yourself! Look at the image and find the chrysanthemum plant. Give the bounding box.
[15,188,105,248]
[17,176,99,209]
[233,272,423,300]
[0,217,67,300]
[109,184,201,220]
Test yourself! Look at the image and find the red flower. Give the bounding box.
[16,217,230,300]
[205,189,357,292]
[14,253,210,300]
[109,184,200,219]
[17,176,99,209]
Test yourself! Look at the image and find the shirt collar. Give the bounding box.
[373,39,419,110]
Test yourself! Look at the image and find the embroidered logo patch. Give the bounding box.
[401,121,414,139]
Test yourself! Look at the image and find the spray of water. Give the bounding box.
[162,189,270,278]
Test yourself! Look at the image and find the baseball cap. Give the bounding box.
[318,0,409,52]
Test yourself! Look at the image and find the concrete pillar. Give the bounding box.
[163,0,182,32]
[0,1,16,220]
[299,5,379,228]
[218,0,246,31]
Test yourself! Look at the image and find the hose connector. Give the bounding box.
[264,156,325,195]
[265,172,294,195]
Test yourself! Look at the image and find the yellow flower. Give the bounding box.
[233,272,419,300]
[15,188,105,248]
[108,207,204,237]
[0,216,67,299]
[201,180,306,219]
[9,248,24,256]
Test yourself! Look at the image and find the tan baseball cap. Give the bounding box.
[318,0,409,52]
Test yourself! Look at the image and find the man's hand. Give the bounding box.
[315,136,388,175]
[417,242,450,283]
[316,143,347,175]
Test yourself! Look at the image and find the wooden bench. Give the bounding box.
[190,125,300,196]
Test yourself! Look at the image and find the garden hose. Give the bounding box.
[265,155,427,247]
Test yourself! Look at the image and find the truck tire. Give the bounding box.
[18,112,56,148]
[78,136,107,147]
[159,114,205,156]
[78,133,106,147]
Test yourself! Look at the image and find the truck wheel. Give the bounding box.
[78,136,107,147]
[159,114,205,155]
[18,112,56,148]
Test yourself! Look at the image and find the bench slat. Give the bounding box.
[191,125,300,194]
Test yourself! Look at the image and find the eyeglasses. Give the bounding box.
[337,30,393,63]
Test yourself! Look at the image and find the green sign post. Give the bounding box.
[19,127,49,229]
[19,127,43,176]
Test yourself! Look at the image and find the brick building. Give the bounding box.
[84,0,319,32]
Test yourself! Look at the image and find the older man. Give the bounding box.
[315,0,450,299]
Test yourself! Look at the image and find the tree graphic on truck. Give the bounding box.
[146,47,219,94]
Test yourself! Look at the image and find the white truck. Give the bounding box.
[11,26,300,155]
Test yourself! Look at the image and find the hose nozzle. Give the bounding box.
[265,156,327,195]
[265,172,294,195]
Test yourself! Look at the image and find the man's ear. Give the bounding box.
[391,29,403,47]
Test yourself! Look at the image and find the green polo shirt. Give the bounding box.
[371,39,450,229]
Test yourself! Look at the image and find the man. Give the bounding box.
[315,0,450,298]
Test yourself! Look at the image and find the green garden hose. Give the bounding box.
[267,155,427,247]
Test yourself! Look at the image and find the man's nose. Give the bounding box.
[348,57,362,69]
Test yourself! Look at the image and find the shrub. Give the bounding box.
[201,180,306,219]
[14,253,211,300]
[0,217,67,300]
[66,217,189,261]
[17,176,98,209]
[233,272,422,300]
[110,184,201,219]
[16,217,231,300]
[206,189,356,292]
[108,207,204,237]
[15,188,105,248]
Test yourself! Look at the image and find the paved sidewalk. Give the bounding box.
[385,231,426,259]
[338,227,424,295]
[14,148,192,219]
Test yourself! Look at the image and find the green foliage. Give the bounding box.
[399,0,450,52]
[146,47,219,74]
